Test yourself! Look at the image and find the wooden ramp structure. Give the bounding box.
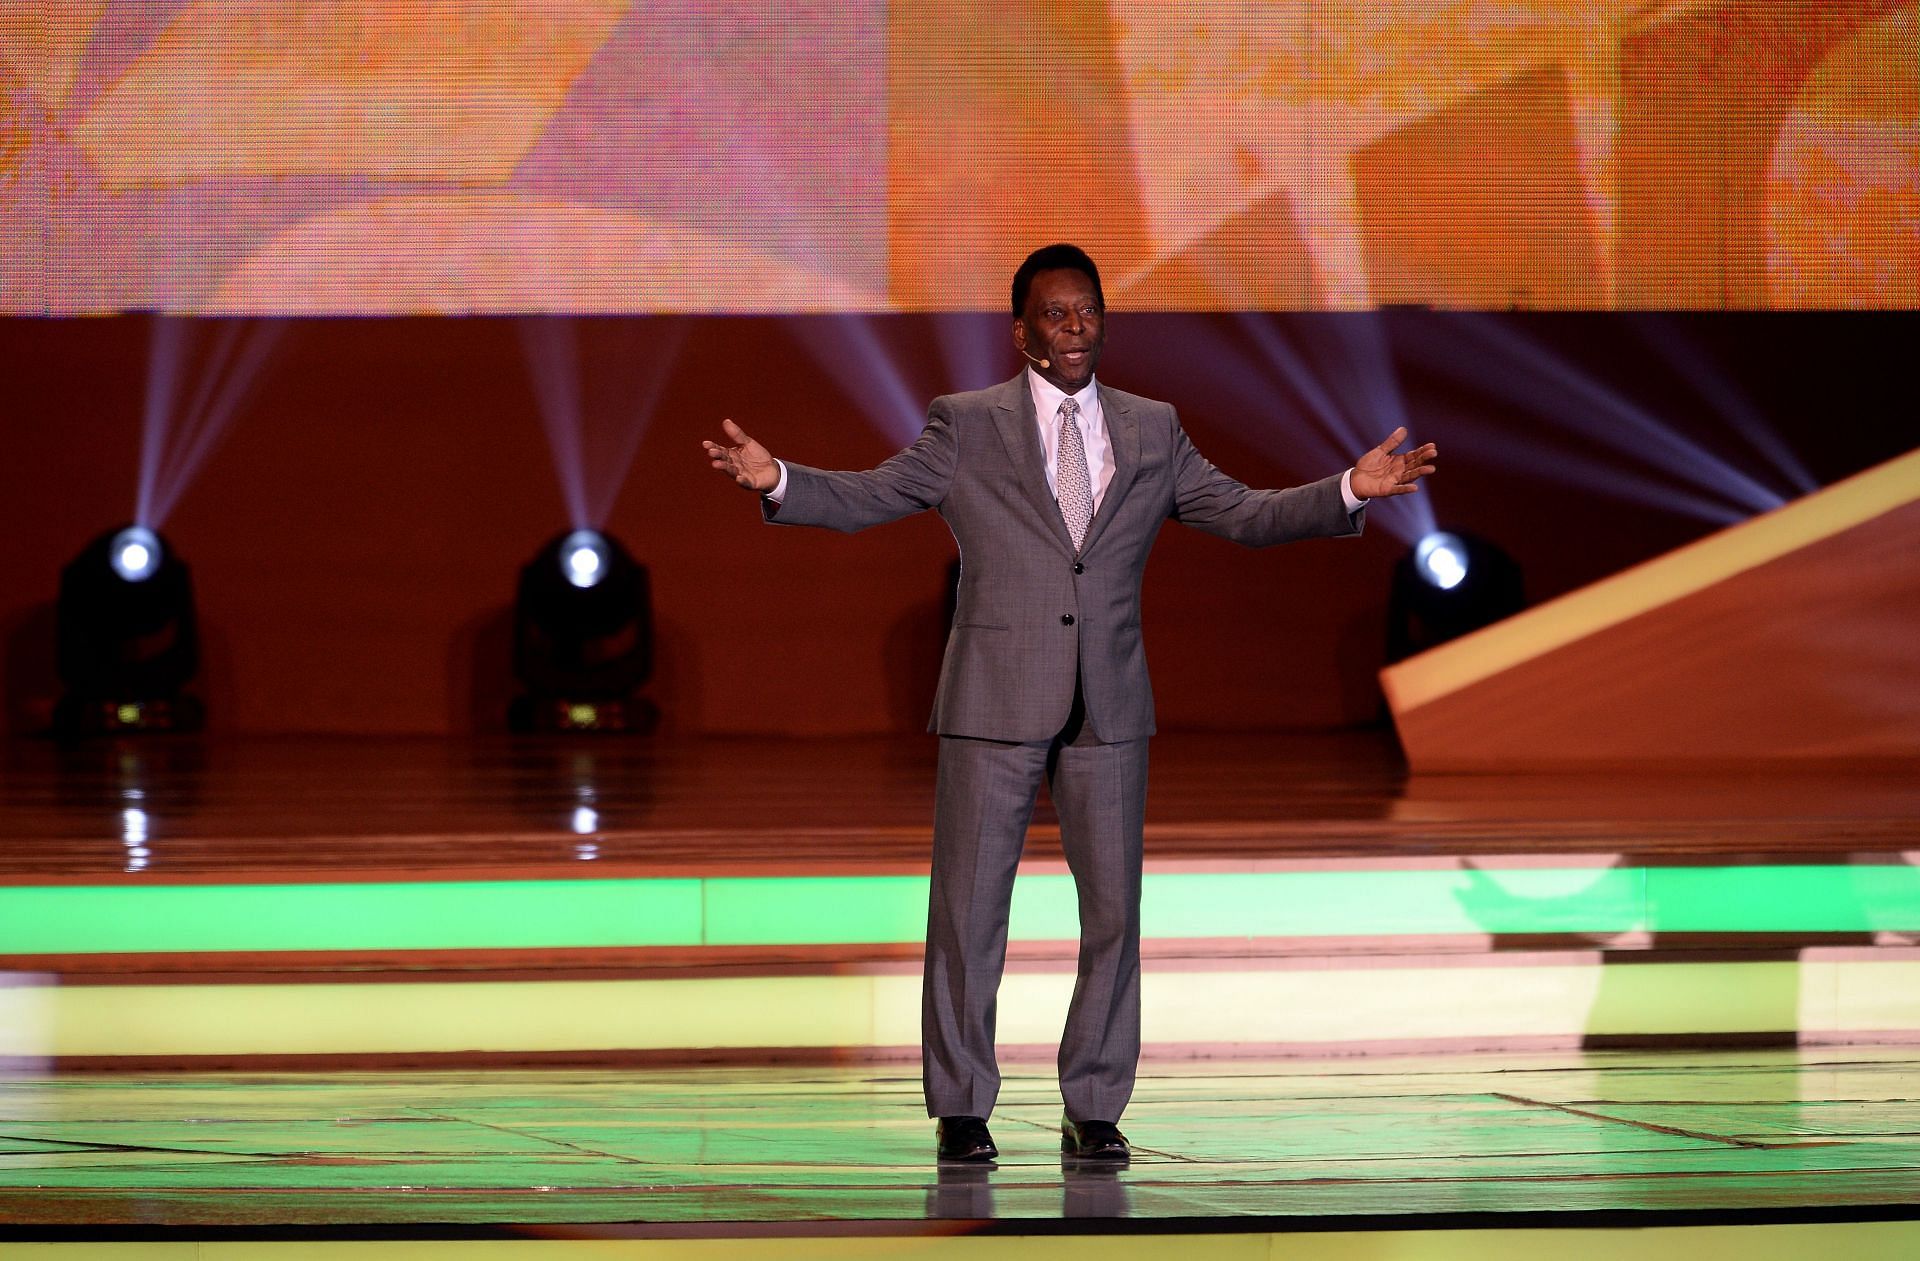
[1382,449,1920,770]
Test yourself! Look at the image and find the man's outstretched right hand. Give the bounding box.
[702,418,780,494]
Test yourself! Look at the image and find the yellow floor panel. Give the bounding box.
[15,957,1920,1059]
[13,1222,1920,1259]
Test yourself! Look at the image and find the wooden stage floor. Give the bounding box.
[4,729,1917,876]
[3,1047,1920,1233]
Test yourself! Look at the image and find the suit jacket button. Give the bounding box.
[1072,562,1085,574]
[1061,614,1075,626]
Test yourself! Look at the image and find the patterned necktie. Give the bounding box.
[1055,397,1093,551]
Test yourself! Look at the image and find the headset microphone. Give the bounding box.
[1021,349,1051,369]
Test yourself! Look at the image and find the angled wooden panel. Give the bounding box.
[1383,449,1920,768]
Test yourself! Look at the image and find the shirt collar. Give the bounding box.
[1027,366,1098,423]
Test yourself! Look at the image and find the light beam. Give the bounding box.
[517,317,688,529]
[1235,313,1433,544]
[931,311,1009,394]
[788,314,929,448]
[1627,313,1819,496]
[1424,314,1791,518]
[516,317,590,529]
[137,317,284,529]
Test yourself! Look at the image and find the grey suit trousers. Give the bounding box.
[922,690,1148,1123]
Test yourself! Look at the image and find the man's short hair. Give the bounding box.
[1011,244,1104,317]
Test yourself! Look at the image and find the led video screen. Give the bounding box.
[2,1,1913,313]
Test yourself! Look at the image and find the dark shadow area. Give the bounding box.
[882,556,959,736]
[1,602,58,736]
[450,603,517,735]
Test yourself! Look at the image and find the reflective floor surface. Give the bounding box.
[3,1047,1919,1228]
[5,732,1917,879]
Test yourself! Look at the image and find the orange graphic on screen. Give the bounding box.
[0,0,1912,313]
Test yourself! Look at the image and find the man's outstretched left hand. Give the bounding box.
[1350,428,1438,500]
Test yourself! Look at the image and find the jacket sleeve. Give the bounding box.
[762,400,959,533]
[1167,410,1365,546]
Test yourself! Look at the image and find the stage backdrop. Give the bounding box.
[0,2,1914,736]
[0,310,1913,737]
[2,1,1914,313]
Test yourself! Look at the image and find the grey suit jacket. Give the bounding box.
[769,373,1364,743]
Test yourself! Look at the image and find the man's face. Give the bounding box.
[1014,268,1105,393]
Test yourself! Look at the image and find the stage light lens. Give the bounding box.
[1415,532,1470,591]
[110,527,162,582]
[561,530,608,589]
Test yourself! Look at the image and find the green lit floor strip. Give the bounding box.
[6,959,1919,1058]
[9,1226,1920,1259]
[4,865,1920,956]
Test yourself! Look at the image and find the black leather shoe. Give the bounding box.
[1061,1115,1129,1160]
[936,1115,998,1162]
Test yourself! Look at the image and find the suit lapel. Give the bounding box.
[992,373,1075,554]
[1078,383,1138,555]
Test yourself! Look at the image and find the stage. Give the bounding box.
[5,3,1916,1254]
[3,1049,1920,1251]
[2,731,1918,1253]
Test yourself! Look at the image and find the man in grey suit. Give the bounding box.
[704,244,1437,1163]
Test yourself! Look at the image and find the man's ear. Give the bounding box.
[1011,319,1028,351]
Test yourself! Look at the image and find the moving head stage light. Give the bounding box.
[1388,530,1524,663]
[55,525,205,734]
[510,529,657,734]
